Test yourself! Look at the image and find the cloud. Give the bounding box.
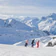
[0,5,56,13]
[0,0,56,19]
[0,5,56,18]
[0,5,38,14]
[0,0,4,1]
[0,14,14,20]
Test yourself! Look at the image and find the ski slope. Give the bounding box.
[0,44,56,56]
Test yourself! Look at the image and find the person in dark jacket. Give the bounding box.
[31,39,35,47]
[25,40,28,47]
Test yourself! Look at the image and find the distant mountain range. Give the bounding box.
[0,18,48,44]
[0,18,32,31]
[0,13,56,44]
[38,13,56,35]
[18,13,56,35]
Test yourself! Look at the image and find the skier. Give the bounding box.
[25,40,28,47]
[31,39,35,47]
[36,40,39,48]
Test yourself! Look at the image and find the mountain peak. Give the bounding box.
[48,13,56,20]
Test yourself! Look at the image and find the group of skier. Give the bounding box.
[24,39,39,48]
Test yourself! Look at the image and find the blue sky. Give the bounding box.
[0,0,56,19]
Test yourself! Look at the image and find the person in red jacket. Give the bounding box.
[36,40,39,48]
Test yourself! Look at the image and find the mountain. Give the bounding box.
[38,13,56,35]
[18,17,40,29]
[0,18,48,44]
[50,22,56,35]
[0,18,32,44]
[48,13,56,20]
[17,15,56,35]
[0,18,32,31]
[38,17,53,31]
[18,13,56,35]
[0,19,5,27]
[0,13,56,45]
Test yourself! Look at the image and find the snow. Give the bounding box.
[38,14,56,34]
[0,35,55,56]
[43,35,56,47]
[0,44,56,56]
[0,14,56,56]
[0,13,56,35]
[13,35,52,47]
[19,17,39,28]
[26,19,33,27]
[8,19,12,24]
[38,18,53,31]
[0,18,48,44]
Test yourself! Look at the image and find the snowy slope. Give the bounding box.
[0,44,56,56]
[14,35,52,47]
[43,35,56,47]
[14,35,56,48]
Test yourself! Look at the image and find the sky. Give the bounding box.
[0,0,56,19]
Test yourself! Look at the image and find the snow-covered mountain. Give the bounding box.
[1,18,32,31]
[18,17,40,29]
[17,13,56,35]
[38,13,56,35]
[0,18,48,44]
[0,13,56,45]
